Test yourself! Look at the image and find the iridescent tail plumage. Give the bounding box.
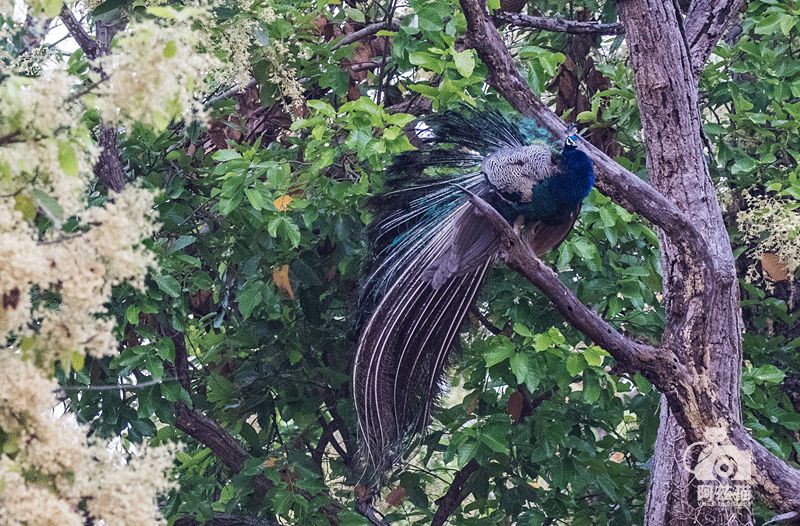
[352,107,565,485]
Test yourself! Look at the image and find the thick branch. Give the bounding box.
[470,191,800,511]
[467,194,664,379]
[494,11,624,35]
[171,333,273,497]
[171,333,342,524]
[431,460,481,526]
[685,0,746,79]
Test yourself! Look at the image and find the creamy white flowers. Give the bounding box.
[737,192,800,283]
[0,355,176,526]
[95,12,220,131]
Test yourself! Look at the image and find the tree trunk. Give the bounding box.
[616,1,748,524]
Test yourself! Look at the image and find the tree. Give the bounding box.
[1,0,799,525]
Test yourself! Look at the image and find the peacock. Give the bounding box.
[352,106,595,486]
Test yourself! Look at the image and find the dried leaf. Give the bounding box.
[274,194,294,211]
[761,252,789,282]
[273,265,295,299]
[506,390,525,422]
[385,485,406,507]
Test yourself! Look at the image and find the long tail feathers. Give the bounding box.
[353,206,494,483]
[352,107,552,486]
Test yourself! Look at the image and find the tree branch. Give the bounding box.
[59,6,100,60]
[466,192,664,378]
[170,333,342,524]
[494,11,624,35]
[331,20,399,50]
[458,0,717,340]
[59,5,127,192]
[432,459,481,526]
[685,0,746,79]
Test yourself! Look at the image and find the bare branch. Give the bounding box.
[55,377,174,392]
[204,78,258,108]
[331,20,399,50]
[59,6,100,60]
[494,11,624,35]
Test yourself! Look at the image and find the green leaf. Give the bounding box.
[338,511,371,526]
[512,323,533,338]
[71,351,85,372]
[485,341,514,367]
[731,157,757,174]
[32,189,64,224]
[633,373,652,394]
[452,50,475,78]
[146,5,177,18]
[57,142,79,177]
[154,275,182,297]
[509,352,529,385]
[125,305,140,326]
[163,40,177,58]
[212,149,242,162]
[576,111,596,123]
[344,7,365,23]
[583,373,601,404]
[244,188,264,210]
[457,440,479,468]
[753,364,785,385]
[478,425,509,454]
[566,353,585,376]
[237,282,263,320]
[161,381,181,402]
[583,346,605,368]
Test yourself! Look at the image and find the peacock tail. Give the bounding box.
[352,106,594,486]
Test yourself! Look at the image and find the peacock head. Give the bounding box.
[564,126,579,150]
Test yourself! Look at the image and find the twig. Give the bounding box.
[59,5,100,60]
[204,78,257,108]
[494,11,624,34]
[55,377,174,392]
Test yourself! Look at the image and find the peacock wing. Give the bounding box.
[522,204,581,256]
[422,204,500,290]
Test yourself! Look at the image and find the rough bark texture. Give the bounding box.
[457,0,800,522]
[616,2,745,523]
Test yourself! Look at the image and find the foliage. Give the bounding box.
[0,0,798,525]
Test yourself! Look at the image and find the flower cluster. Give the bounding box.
[737,192,800,283]
[95,10,220,131]
[0,187,158,363]
[0,354,176,526]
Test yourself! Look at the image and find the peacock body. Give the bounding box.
[352,107,594,485]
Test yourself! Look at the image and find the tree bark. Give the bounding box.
[615,1,746,523]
